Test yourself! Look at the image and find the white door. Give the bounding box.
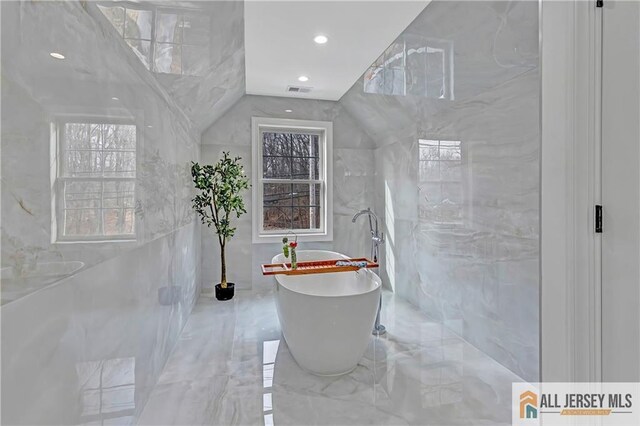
[602,0,640,382]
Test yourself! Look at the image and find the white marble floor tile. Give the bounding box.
[136,290,524,426]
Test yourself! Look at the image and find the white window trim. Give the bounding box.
[51,115,140,243]
[251,117,333,244]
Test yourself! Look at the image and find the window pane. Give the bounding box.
[103,181,135,208]
[263,132,290,157]
[64,123,90,150]
[263,183,293,207]
[291,157,319,180]
[264,183,321,208]
[103,151,136,178]
[156,13,182,43]
[262,131,320,179]
[263,132,319,156]
[419,144,440,160]
[61,181,136,238]
[104,208,135,235]
[124,8,152,40]
[63,123,136,178]
[263,184,321,231]
[290,133,318,157]
[104,124,136,150]
[99,6,211,77]
[418,139,463,225]
[64,123,109,151]
[154,43,182,74]
[426,49,446,98]
[440,161,461,181]
[263,156,291,179]
[362,35,452,99]
[291,183,320,206]
[65,150,103,177]
[263,207,292,230]
[65,181,102,209]
[388,68,407,96]
[293,207,320,230]
[439,146,461,161]
[64,208,101,237]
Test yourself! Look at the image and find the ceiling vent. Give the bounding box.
[286,85,312,94]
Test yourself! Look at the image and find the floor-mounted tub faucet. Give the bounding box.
[351,207,384,262]
[352,207,386,336]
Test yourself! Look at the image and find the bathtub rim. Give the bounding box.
[271,250,382,298]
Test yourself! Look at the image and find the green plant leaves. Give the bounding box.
[191,152,250,241]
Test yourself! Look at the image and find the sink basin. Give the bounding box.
[1,261,85,305]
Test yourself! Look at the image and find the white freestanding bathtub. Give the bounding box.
[271,250,382,376]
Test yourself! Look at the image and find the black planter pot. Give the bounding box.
[215,283,235,301]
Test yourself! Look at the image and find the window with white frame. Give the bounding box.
[97,2,210,76]
[252,117,333,243]
[418,139,463,226]
[364,35,454,100]
[54,120,137,242]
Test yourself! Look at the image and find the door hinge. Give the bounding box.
[596,0,603,8]
[595,205,603,233]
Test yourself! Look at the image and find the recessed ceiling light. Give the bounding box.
[146,125,153,128]
[298,75,309,82]
[49,52,65,60]
[111,97,119,101]
[285,109,293,113]
[313,35,328,44]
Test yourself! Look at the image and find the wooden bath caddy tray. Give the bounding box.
[261,258,378,276]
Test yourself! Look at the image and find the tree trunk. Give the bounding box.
[220,242,227,288]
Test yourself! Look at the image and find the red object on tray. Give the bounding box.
[261,258,378,276]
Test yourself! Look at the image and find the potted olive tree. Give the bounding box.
[191,152,249,301]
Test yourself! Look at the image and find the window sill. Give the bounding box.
[252,232,333,244]
[53,239,137,246]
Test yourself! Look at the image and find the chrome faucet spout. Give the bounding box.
[351,207,384,261]
[351,208,370,223]
[352,208,380,235]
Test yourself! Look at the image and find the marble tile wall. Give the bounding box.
[1,223,200,425]
[96,0,246,131]
[1,1,202,423]
[339,0,540,381]
[200,95,377,291]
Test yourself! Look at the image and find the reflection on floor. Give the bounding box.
[136,290,524,425]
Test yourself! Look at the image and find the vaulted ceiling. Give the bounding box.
[244,1,429,100]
